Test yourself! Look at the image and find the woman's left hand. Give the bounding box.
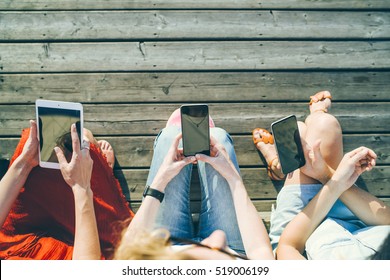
[19,120,39,169]
[300,139,333,184]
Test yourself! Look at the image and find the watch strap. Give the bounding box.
[143,185,164,202]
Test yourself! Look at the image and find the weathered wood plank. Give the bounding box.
[115,167,390,202]
[131,198,390,213]
[2,11,389,40]
[1,41,389,73]
[2,72,390,104]
[1,134,390,166]
[130,200,277,214]
[1,0,389,10]
[0,103,389,136]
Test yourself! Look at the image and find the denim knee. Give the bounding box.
[210,127,234,145]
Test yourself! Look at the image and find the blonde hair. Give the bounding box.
[113,228,193,260]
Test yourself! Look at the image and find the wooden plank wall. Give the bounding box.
[1,0,390,215]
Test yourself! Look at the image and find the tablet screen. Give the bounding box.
[36,100,83,169]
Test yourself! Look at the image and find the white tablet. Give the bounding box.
[36,99,83,169]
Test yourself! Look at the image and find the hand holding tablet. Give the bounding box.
[35,99,84,169]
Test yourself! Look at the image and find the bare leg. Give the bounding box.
[284,92,343,185]
[82,128,98,145]
[83,128,115,169]
[253,91,343,184]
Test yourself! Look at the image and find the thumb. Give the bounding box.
[196,153,211,164]
[29,120,37,140]
[182,156,196,166]
[54,146,67,166]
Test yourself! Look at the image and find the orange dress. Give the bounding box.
[0,128,134,259]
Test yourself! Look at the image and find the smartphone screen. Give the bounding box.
[180,104,210,156]
[271,115,305,174]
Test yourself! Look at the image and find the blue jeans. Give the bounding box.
[269,184,390,259]
[146,126,245,254]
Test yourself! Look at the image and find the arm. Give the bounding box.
[277,147,377,260]
[339,185,390,226]
[337,148,390,226]
[301,141,390,226]
[124,133,195,237]
[55,123,100,260]
[0,120,38,227]
[228,178,274,260]
[196,137,274,260]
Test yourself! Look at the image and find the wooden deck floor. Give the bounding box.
[1,0,390,216]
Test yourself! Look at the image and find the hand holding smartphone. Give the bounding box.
[180,104,210,156]
[271,115,305,174]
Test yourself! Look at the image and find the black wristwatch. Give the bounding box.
[143,185,164,202]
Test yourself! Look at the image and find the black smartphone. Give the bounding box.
[271,115,305,174]
[180,104,210,156]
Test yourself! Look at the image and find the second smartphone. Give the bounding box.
[271,115,306,174]
[180,104,210,156]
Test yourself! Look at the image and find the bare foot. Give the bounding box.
[98,140,115,169]
[252,128,285,180]
[309,91,332,113]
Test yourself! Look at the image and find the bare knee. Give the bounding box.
[83,128,93,141]
[306,113,343,168]
[82,128,99,147]
[307,113,341,134]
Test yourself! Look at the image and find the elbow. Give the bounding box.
[247,247,275,260]
[276,244,306,260]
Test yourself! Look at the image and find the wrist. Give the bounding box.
[72,184,93,198]
[228,177,245,191]
[318,167,334,185]
[324,179,345,198]
[143,185,165,202]
[13,157,34,176]
[150,175,169,192]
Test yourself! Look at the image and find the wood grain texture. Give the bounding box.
[114,167,390,202]
[130,198,390,213]
[1,134,389,166]
[1,41,389,73]
[1,72,390,104]
[2,11,389,40]
[1,0,389,217]
[1,0,389,10]
[1,103,389,136]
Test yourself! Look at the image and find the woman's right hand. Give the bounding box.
[196,136,241,183]
[151,133,196,191]
[54,123,93,191]
[331,146,376,192]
